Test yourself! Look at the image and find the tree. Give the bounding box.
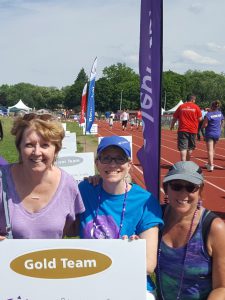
[96,63,140,112]
[64,68,88,110]
[162,71,186,110]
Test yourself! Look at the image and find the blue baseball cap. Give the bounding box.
[97,136,131,158]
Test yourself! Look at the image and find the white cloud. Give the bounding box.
[206,42,225,51]
[189,3,204,14]
[182,50,219,65]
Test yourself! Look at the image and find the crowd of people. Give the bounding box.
[0,109,225,299]
[105,108,143,131]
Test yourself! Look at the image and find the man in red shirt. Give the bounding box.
[170,94,202,161]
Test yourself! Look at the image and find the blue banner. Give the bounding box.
[137,0,163,198]
[86,57,97,133]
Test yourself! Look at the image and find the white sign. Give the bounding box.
[0,239,146,300]
[83,123,98,135]
[62,132,77,153]
[61,122,67,132]
[56,152,95,181]
[98,135,133,159]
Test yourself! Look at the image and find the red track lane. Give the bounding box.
[97,120,225,219]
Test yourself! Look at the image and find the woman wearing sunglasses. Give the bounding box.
[78,135,163,300]
[0,113,84,239]
[156,161,225,300]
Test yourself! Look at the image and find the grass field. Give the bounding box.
[0,117,98,163]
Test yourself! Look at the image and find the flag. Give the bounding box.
[80,83,87,124]
[137,0,163,198]
[86,57,97,133]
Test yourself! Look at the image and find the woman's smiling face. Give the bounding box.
[167,179,202,213]
[19,127,56,172]
[96,146,131,184]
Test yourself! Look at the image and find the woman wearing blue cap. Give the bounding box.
[78,135,163,299]
[156,161,225,300]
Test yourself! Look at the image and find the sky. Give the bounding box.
[0,0,225,88]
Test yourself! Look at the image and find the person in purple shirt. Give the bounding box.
[0,113,85,239]
[202,100,224,172]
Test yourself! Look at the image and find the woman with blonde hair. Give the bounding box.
[202,100,224,171]
[0,113,84,239]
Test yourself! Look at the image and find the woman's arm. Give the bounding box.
[139,226,159,275]
[201,117,208,129]
[170,118,177,130]
[207,218,225,299]
[63,217,80,238]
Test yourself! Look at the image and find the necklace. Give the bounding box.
[157,207,198,300]
[31,196,40,200]
[91,182,128,239]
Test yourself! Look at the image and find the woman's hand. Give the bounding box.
[122,235,140,240]
[84,175,101,186]
[0,235,6,241]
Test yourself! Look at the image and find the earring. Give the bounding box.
[197,199,202,210]
[164,194,169,205]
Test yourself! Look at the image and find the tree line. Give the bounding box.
[0,63,225,114]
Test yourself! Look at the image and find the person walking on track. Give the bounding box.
[170,94,202,161]
[120,109,129,131]
[202,100,224,172]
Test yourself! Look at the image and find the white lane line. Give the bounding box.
[161,136,225,157]
[162,145,225,170]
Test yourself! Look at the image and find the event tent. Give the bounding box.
[8,99,31,112]
[166,100,183,114]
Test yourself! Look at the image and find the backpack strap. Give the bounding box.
[0,168,13,239]
[202,209,218,249]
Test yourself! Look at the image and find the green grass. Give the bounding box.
[0,117,98,162]
[0,117,18,163]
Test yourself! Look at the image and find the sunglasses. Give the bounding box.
[23,113,55,121]
[98,155,129,165]
[169,182,200,193]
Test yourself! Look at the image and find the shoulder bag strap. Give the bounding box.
[0,168,13,239]
[202,209,218,248]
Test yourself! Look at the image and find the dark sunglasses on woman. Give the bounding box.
[169,182,200,193]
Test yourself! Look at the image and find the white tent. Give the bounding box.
[8,99,31,112]
[161,107,165,115]
[166,100,183,113]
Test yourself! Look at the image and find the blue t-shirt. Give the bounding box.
[78,180,163,291]
[205,110,224,139]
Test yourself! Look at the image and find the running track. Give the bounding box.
[96,120,225,219]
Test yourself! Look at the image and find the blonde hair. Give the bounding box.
[11,114,65,156]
